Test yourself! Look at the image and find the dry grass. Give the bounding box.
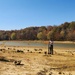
[0,44,75,75]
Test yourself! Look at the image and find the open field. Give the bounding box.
[0,41,75,75]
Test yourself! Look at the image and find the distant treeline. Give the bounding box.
[0,21,75,41]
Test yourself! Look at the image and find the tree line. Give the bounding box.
[0,21,75,41]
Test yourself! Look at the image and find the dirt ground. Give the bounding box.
[0,44,75,75]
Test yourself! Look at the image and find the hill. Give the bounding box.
[0,21,75,41]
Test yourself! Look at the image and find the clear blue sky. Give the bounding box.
[0,0,75,30]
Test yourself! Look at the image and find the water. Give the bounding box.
[0,41,75,50]
[54,43,75,50]
[0,41,46,47]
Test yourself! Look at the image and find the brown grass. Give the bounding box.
[0,44,75,75]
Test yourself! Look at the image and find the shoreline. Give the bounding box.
[0,44,75,75]
[0,40,75,43]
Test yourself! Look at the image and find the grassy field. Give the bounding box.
[0,41,75,75]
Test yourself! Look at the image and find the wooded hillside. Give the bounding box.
[0,21,75,41]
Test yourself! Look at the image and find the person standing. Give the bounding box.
[48,40,53,55]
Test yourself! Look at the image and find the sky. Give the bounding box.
[0,0,75,30]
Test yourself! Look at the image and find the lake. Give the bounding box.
[0,41,75,50]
